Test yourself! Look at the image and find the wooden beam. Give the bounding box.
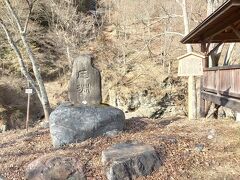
[231,25,240,39]
[207,43,223,56]
[202,10,240,41]
[214,32,239,40]
[202,87,240,99]
[201,42,207,53]
[201,91,240,112]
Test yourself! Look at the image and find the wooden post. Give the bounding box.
[200,43,208,118]
[200,76,207,117]
[188,76,197,120]
[216,69,220,95]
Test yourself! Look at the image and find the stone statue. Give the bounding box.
[68,55,102,106]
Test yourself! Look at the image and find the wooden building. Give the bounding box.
[181,0,240,116]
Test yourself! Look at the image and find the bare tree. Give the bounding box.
[0,0,51,121]
[47,0,102,68]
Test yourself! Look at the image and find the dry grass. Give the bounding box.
[0,117,240,179]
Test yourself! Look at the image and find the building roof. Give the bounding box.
[181,0,240,44]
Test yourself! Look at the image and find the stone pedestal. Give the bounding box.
[50,103,125,148]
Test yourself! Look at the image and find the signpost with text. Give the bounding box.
[178,52,205,120]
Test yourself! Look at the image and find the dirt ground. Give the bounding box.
[0,117,240,180]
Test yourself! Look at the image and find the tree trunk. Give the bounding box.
[3,0,51,121]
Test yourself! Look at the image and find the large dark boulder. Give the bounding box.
[49,103,125,148]
[102,142,162,180]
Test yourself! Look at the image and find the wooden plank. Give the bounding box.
[201,91,240,111]
[204,65,240,71]
[231,25,240,39]
[202,87,240,98]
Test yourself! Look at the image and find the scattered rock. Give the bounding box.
[0,125,6,133]
[39,121,49,129]
[158,135,177,144]
[50,103,125,148]
[207,129,216,140]
[195,144,204,152]
[25,154,86,180]
[223,107,235,119]
[102,142,162,180]
[104,130,121,137]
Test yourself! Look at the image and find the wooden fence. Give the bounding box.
[202,65,240,99]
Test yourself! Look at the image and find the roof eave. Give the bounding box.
[181,0,236,44]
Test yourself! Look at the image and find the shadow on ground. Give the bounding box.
[124,117,148,133]
[156,116,183,127]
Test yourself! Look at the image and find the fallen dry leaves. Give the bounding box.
[0,117,240,180]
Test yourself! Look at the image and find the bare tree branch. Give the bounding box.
[4,0,24,33]
[23,0,33,33]
[0,18,41,96]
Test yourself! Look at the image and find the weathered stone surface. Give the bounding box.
[50,103,125,148]
[25,154,86,180]
[68,54,102,106]
[102,142,162,180]
[0,174,6,180]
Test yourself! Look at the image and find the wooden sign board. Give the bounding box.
[177,52,205,76]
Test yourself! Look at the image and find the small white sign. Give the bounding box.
[25,88,33,94]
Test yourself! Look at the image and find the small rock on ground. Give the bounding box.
[25,154,86,180]
[102,142,162,180]
[195,144,204,152]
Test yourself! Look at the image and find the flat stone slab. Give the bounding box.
[50,103,125,148]
[102,142,162,180]
[25,154,86,180]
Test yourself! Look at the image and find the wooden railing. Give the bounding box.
[202,65,240,98]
